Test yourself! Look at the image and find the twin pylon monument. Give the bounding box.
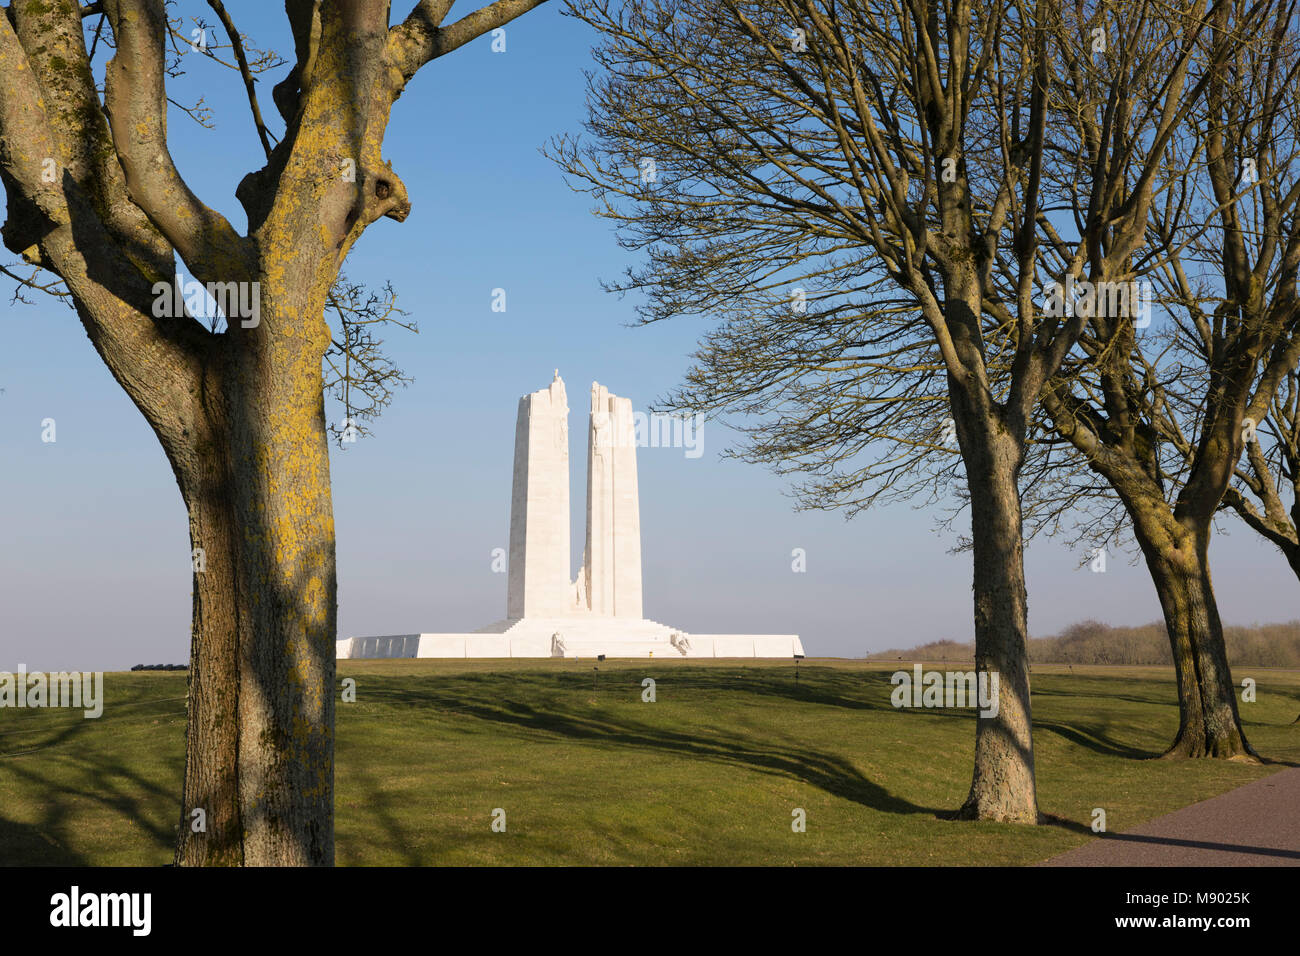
[338,372,804,659]
[507,373,643,622]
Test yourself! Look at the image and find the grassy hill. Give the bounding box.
[1,659,1297,865]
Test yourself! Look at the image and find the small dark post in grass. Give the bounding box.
[795,654,804,687]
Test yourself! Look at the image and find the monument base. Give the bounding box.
[338,617,804,660]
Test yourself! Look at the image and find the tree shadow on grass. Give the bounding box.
[416,666,901,714]
[368,680,945,819]
[1029,685,1178,708]
[0,812,88,866]
[464,668,1165,761]
[336,758,426,867]
[1033,719,1160,760]
[0,704,181,865]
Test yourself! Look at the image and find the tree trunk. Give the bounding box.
[172,302,338,866]
[1134,517,1255,759]
[956,426,1040,823]
[172,385,244,865]
[1284,541,1300,586]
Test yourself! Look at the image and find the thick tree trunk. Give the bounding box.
[1134,520,1255,759]
[956,428,1039,823]
[173,390,244,865]
[229,317,337,866]
[172,303,338,866]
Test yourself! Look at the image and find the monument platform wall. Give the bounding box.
[339,628,804,660]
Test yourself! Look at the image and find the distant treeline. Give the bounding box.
[869,620,1300,668]
[129,664,188,671]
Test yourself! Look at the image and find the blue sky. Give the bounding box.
[0,3,1294,671]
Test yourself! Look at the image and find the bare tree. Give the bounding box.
[551,0,1230,821]
[0,0,546,865]
[1036,0,1299,758]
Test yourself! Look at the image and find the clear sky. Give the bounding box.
[1,3,1294,672]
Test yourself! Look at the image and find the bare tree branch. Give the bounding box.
[102,0,253,283]
[207,0,278,158]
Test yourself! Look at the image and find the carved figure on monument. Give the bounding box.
[591,389,610,463]
[572,548,588,612]
[555,373,568,450]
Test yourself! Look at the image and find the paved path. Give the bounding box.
[1044,767,1300,866]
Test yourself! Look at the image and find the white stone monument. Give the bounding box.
[339,372,804,660]
[507,372,572,620]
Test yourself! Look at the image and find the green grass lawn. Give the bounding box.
[1,659,1297,865]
